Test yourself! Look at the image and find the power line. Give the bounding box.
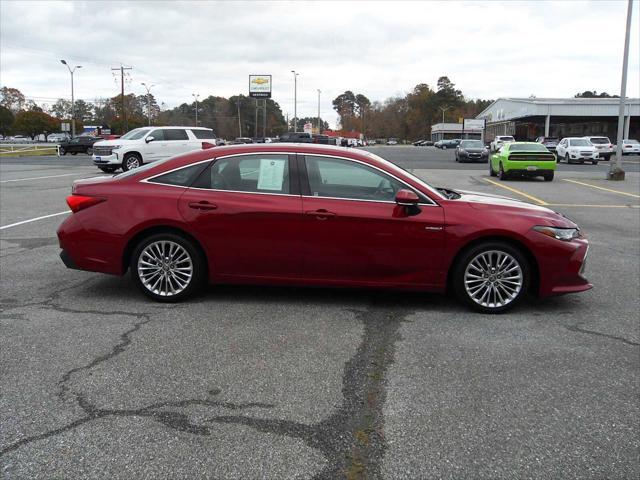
[111,65,133,131]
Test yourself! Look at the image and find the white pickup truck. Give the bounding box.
[92,126,216,172]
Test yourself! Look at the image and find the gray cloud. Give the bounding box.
[1,0,638,127]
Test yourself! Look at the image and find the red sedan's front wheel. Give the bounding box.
[454,241,530,313]
[131,233,205,302]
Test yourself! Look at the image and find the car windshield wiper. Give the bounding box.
[436,187,461,200]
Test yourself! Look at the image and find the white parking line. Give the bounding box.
[0,211,70,230]
[0,173,84,183]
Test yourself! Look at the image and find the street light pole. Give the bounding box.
[608,0,633,181]
[192,93,200,127]
[439,105,451,124]
[60,60,82,138]
[141,83,155,126]
[291,70,299,132]
[317,89,321,133]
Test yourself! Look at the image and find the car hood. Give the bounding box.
[453,189,576,227]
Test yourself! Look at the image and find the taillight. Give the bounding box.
[202,142,215,149]
[66,195,106,213]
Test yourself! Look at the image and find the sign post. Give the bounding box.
[249,75,271,139]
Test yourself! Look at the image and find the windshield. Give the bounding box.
[120,128,151,140]
[588,137,609,144]
[570,139,590,147]
[624,139,639,144]
[509,143,548,152]
[542,137,558,142]
[460,140,484,148]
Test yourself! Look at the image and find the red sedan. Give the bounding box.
[57,144,591,312]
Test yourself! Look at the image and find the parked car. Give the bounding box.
[535,136,559,153]
[621,139,640,155]
[490,135,515,152]
[455,140,489,163]
[232,137,253,144]
[59,136,103,156]
[556,137,599,164]
[413,139,426,146]
[92,126,216,173]
[312,134,330,144]
[490,142,556,181]
[420,140,434,146]
[57,143,591,313]
[279,132,312,143]
[47,133,70,143]
[386,138,398,145]
[438,139,460,149]
[584,136,613,160]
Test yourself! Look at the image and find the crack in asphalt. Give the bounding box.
[565,323,640,347]
[208,302,413,479]
[3,278,413,479]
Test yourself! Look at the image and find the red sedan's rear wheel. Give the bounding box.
[131,233,206,302]
[453,241,530,313]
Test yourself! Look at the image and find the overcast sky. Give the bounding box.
[1,0,638,128]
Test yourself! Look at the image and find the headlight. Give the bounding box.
[533,226,580,241]
[459,149,467,154]
[111,145,122,150]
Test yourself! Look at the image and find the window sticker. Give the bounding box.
[257,158,286,191]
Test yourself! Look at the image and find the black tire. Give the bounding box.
[87,147,93,155]
[99,166,117,173]
[453,241,530,313]
[565,154,570,164]
[59,147,67,155]
[592,160,598,165]
[122,153,143,171]
[130,232,206,303]
[498,163,508,180]
[489,161,497,176]
[544,172,554,182]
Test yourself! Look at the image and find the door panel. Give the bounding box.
[177,154,303,279]
[299,155,445,286]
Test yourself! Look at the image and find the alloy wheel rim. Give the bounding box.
[137,240,193,296]
[464,250,523,308]
[127,157,140,169]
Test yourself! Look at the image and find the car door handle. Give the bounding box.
[188,201,217,211]
[305,209,336,220]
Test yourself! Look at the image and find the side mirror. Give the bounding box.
[395,189,420,206]
[145,136,155,143]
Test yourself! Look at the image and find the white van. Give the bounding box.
[92,126,215,172]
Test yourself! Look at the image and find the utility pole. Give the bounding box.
[111,65,132,132]
[317,89,321,133]
[237,98,242,138]
[60,60,82,138]
[291,70,299,132]
[263,100,267,139]
[192,93,200,126]
[608,0,632,181]
[141,83,155,126]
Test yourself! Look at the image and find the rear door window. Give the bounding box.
[164,129,189,141]
[149,129,165,141]
[147,163,209,187]
[193,154,290,194]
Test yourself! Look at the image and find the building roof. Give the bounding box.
[477,97,640,123]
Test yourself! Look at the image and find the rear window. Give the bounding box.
[147,163,208,187]
[191,129,215,139]
[498,136,515,141]
[509,144,548,152]
[588,137,610,144]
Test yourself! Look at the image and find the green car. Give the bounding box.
[489,142,556,181]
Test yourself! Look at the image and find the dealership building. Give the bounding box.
[476,97,639,141]
[430,97,639,142]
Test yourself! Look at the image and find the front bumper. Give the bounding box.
[569,153,599,161]
[92,153,120,166]
[534,235,592,297]
[459,152,488,162]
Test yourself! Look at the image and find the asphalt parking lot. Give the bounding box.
[1,147,639,479]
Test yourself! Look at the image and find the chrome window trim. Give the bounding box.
[301,153,439,207]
